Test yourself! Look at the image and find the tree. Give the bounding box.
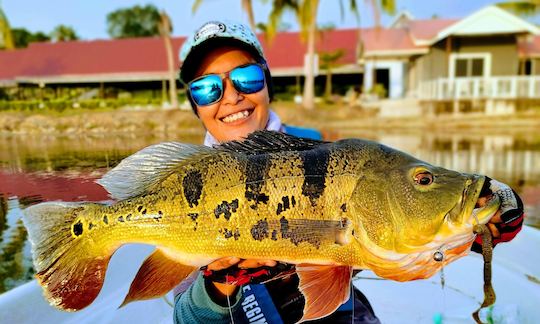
[159,11,178,109]
[265,0,395,109]
[0,5,14,49]
[50,24,79,42]
[497,1,540,16]
[106,4,161,38]
[192,0,257,31]
[11,28,50,48]
[320,49,344,100]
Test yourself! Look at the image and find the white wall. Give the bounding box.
[364,60,405,99]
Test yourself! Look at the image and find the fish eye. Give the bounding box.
[414,171,434,186]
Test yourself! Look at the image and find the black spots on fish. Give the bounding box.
[244,154,271,208]
[276,196,291,215]
[251,219,269,241]
[279,216,289,238]
[300,146,330,206]
[214,199,239,220]
[363,160,374,168]
[103,215,109,224]
[72,220,84,237]
[141,208,147,215]
[220,228,241,240]
[193,222,198,231]
[126,214,132,221]
[221,228,233,239]
[154,210,163,222]
[340,203,347,212]
[188,213,199,221]
[271,230,278,241]
[137,206,143,212]
[245,192,270,209]
[118,215,125,222]
[291,196,296,207]
[183,169,203,208]
[88,222,96,230]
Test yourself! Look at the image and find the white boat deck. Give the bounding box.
[1,227,539,324]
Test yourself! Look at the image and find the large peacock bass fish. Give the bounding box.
[22,131,500,322]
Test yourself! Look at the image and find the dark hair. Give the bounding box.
[181,39,274,115]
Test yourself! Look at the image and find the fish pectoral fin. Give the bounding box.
[121,248,197,307]
[296,264,352,322]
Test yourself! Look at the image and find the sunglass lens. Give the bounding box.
[230,64,265,94]
[189,75,223,106]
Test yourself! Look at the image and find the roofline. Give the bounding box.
[388,10,415,28]
[14,72,172,84]
[364,48,429,57]
[435,5,540,43]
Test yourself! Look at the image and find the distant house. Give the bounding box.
[367,5,540,116]
[1,5,540,115]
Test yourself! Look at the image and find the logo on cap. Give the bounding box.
[194,22,226,41]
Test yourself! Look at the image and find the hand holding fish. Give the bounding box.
[203,257,277,303]
[472,177,524,253]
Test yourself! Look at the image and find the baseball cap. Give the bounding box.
[179,20,266,84]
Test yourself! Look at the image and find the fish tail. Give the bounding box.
[22,202,116,311]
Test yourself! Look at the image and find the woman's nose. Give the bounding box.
[221,77,243,105]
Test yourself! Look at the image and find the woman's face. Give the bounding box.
[193,46,270,143]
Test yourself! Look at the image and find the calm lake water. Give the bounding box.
[0,129,539,294]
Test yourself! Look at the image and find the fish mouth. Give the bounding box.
[447,174,500,227]
[366,175,501,282]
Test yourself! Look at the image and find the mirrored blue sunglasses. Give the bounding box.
[188,63,266,106]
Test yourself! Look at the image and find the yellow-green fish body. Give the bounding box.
[22,131,500,321]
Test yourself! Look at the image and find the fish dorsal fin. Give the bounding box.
[97,142,214,200]
[216,130,325,156]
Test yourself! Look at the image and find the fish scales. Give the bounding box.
[22,131,501,319]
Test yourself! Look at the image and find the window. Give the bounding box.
[454,58,484,77]
[450,53,490,78]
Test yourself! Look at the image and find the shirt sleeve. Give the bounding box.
[174,273,243,323]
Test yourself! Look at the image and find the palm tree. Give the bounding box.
[266,0,360,109]
[497,1,540,15]
[320,49,345,100]
[0,3,15,50]
[192,0,257,31]
[50,24,79,42]
[159,11,178,109]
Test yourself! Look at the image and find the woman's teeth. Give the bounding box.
[222,110,250,123]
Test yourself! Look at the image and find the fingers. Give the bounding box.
[488,223,500,238]
[238,259,277,268]
[206,257,278,271]
[207,257,240,271]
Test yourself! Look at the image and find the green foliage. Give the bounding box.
[0,98,162,113]
[11,28,50,48]
[50,24,79,42]
[0,5,15,49]
[497,1,540,16]
[370,83,387,98]
[106,4,163,39]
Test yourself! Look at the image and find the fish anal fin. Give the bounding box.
[297,264,352,322]
[121,248,197,307]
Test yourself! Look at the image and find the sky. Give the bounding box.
[0,0,533,40]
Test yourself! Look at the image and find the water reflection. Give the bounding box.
[0,131,538,294]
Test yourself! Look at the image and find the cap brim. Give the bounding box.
[179,37,263,84]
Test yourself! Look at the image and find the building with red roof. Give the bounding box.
[2,5,540,115]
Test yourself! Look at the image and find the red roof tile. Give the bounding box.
[406,19,458,41]
[359,28,421,53]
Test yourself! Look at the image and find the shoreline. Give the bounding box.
[1,104,540,136]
